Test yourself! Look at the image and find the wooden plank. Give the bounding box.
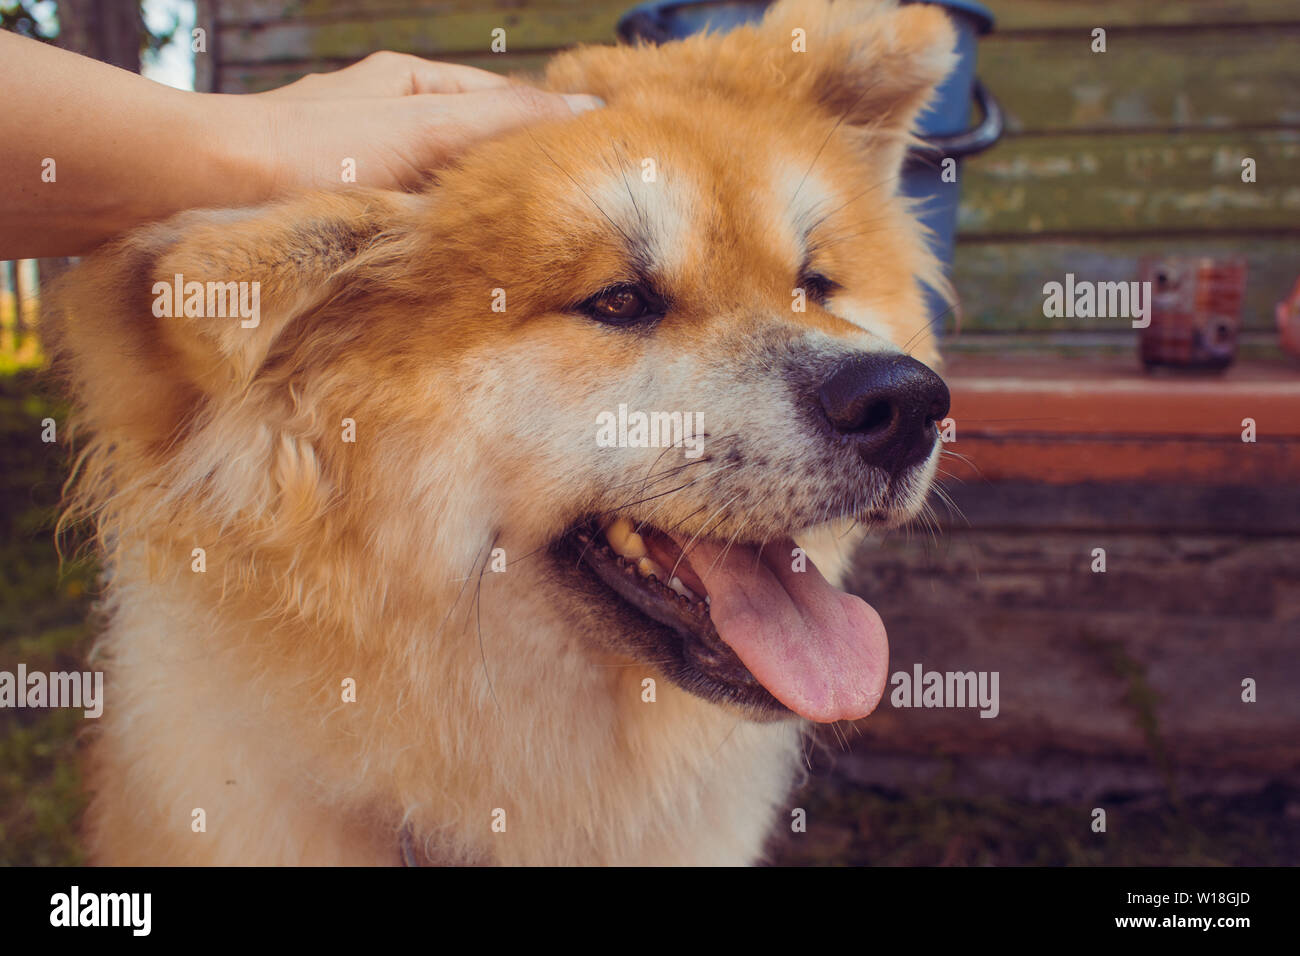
[986,0,1300,30]
[951,236,1299,332]
[927,481,1300,533]
[939,331,1291,360]
[940,436,1300,483]
[939,356,1300,485]
[217,0,613,26]
[947,358,1300,436]
[214,0,1300,31]
[853,530,1295,627]
[978,29,1300,134]
[945,352,1299,384]
[217,8,619,63]
[955,129,1300,234]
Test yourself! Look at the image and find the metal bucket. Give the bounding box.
[617,0,1002,332]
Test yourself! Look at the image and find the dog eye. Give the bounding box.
[579,285,662,325]
[800,272,839,305]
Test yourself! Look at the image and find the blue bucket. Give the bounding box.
[617,0,1002,332]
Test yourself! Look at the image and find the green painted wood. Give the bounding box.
[954,129,1300,234]
[215,0,1300,31]
[986,0,1300,30]
[212,7,1300,139]
[979,29,1300,133]
[217,27,1300,133]
[211,1,1300,140]
[219,0,449,23]
[950,236,1298,332]
[217,0,612,26]
[217,8,619,64]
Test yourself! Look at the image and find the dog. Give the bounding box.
[48,0,954,865]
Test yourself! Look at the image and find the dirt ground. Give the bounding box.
[767,770,1300,866]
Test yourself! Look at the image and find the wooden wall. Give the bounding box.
[203,0,1300,342]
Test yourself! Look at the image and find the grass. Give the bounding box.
[0,291,42,375]
[0,361,96,866]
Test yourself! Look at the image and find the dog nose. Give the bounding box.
[817,353,950,472]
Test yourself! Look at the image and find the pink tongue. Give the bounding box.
[672,536,889,723]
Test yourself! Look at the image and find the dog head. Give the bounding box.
[52,0,955,727]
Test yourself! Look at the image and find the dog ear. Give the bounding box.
[762,0,958,139]
[548,0,955,162]
[48,190,413,447]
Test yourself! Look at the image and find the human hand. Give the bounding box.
[249,51,604,192]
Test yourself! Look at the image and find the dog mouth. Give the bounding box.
[556,516,890,723]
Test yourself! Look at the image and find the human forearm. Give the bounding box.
[0,32,600,259]
[0,32,275,257]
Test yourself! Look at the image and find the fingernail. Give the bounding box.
[563,94,605,114]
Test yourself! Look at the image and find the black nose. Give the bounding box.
[816,353,950,472]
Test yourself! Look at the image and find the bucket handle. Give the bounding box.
[917,80,1003,160]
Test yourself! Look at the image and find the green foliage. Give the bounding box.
[0,368,95,866]
[0,1,57,42]
[0,2,176,61]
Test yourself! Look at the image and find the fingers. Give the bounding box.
[406,60,517,95]
[356,51,516,96]
[271,52,518,99]
[409,85,604,160]
[261,64,606,193]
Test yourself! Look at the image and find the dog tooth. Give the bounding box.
[605,517,647,560]
[637,557,666,579]
[624,532,647,558]
[668,576,698,601]
[606,517,631,549]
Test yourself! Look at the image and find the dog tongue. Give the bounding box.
[675,536,889,723]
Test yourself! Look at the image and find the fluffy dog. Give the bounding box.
[49,0,954,864]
